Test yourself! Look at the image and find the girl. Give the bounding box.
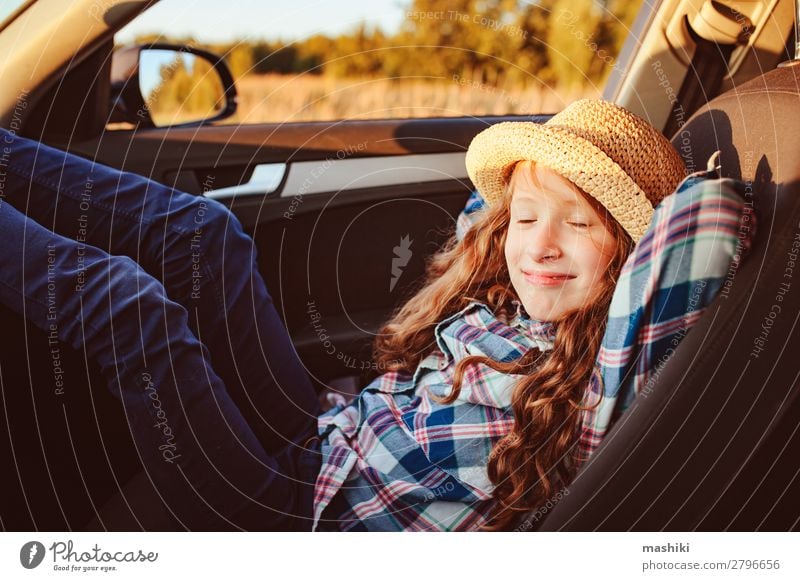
[0,99,750,531]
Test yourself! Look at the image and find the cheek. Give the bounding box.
[585,234,616,272]
[504,230,520,268]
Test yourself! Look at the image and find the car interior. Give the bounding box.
[0,0,799,531]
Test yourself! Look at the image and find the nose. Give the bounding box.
[528,222,562,262]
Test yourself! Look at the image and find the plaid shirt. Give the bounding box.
[578,166,755,457]
[313,160,754,531]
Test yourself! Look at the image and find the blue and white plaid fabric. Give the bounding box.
[313,300,556,531]
[313,161,754,531]
[580,165,755,457]
[455,189,486,241]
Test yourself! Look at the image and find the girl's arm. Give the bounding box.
[578,152,757,460]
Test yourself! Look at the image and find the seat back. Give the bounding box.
[538,62,800,531]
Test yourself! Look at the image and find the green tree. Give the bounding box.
[325,23,385,77]
[546,0,604,89]
[225,43,254,80]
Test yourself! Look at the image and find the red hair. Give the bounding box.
[373,162,634,529]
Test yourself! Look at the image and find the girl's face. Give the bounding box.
[504,161,617,322]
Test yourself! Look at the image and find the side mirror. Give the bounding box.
[109,43,237,128]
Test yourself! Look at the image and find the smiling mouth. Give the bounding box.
[523,271,577,287]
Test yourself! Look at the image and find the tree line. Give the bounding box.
[130,0,640,92]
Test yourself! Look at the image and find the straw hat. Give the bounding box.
[465,99,687,241]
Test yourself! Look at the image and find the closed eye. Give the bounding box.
[568,221,589,228]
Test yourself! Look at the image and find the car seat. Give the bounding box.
[536,62,800,531]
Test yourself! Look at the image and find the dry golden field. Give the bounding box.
[226,73,599,124]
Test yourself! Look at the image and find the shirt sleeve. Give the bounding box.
[455,190,486,242]
[577,155,757,462]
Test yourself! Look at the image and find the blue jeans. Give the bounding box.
[0,128,322,530]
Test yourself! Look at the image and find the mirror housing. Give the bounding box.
[109,43,237,128]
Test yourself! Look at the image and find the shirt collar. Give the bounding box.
[508,300,557,345]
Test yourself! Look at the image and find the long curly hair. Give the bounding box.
[373,162,634,530]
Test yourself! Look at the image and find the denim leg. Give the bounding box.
[0,197,317,530]
[0,128,320,454]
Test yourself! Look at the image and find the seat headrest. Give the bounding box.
[671,62,800,198]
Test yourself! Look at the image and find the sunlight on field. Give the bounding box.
[227,73,599,123]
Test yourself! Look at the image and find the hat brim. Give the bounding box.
[465,121,655,241]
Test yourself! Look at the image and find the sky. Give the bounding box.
[0,0,29,25]
[115,0,410,44]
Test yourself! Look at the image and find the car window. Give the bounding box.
[113,0,644,125]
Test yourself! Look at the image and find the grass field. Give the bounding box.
[226,73,599,124]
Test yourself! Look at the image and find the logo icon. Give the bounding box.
[20,541,45,569]
[390,234,413,292]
